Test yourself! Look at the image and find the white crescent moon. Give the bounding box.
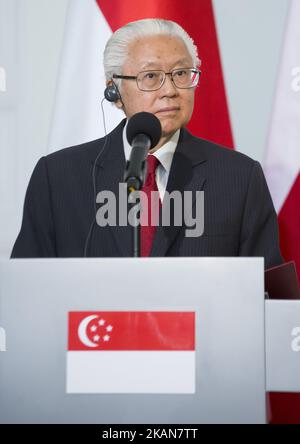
[78,315,99,348]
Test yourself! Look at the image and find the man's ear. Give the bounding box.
[115,98,124,109]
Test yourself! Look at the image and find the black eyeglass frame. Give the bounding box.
[112,68,201,91]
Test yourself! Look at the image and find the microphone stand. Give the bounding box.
[124,135,149,257]
[125,163,147,257]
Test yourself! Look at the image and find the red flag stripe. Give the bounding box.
[96,0,234,149]
[278,173,300,275]
[68,311,195,351]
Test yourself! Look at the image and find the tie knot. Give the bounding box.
[146,154,159,176]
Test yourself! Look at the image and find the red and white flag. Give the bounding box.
[67,311,195,394]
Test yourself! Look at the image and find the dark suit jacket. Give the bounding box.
[11,119,283,268]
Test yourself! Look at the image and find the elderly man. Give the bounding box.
[11,18,282,268]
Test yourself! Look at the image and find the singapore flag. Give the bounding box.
[66,311,195,394]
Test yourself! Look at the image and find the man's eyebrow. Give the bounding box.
[139,58,192,70]
[139,62,161,70]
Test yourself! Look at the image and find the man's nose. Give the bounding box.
[159,73,178,96]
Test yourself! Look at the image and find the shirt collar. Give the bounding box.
[122,120,180,174]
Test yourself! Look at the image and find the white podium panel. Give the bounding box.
[266,300,300,392]
[0,258,266,424]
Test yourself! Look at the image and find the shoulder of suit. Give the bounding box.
[188,133,258,168]
[44,120,125,167]
[45,137,105,165]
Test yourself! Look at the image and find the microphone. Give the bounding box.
[124,112,161,192]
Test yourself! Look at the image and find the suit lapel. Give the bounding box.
[151,128,207,257]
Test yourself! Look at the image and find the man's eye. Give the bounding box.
[174,70,187,77]
[145,72,158,79]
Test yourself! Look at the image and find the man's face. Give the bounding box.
[116,35,196,140]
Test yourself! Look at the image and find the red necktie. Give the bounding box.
[141,154,161,257]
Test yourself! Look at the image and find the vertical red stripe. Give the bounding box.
[278,173,300,277]
[96,0,234,149]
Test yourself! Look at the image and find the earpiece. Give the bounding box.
[104,83,121,102]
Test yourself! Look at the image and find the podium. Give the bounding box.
[0,257,293,424]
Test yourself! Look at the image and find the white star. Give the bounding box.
[90,325,97,332]
[98,319,105,326]
[103,335,110,342]
[93,335,100,342]
[106,325,113,332]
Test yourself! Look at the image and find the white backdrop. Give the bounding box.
[0,0,290,257]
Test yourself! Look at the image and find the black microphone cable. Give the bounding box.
[83,97,110,257]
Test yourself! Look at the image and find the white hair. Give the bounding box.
[103,18,201,83]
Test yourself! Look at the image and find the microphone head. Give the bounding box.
[126,112,162,149]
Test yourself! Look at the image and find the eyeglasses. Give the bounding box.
[113,68,201,92]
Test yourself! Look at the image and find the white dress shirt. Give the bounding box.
[122,122,180,200]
